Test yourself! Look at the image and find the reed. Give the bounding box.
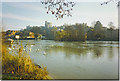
[2,42,50,80]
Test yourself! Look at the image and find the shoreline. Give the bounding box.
[34,64,53,79]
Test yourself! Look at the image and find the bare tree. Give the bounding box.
[108,22,115,29]
[101,0,120,6]
[41,0,75,20]
[91,21,96,28]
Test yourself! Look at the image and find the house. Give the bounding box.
[6,30,18,37]
[27,32,35,38]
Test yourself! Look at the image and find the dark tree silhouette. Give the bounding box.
[41,0,75,20]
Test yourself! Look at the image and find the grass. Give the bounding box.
[2,42,51,80]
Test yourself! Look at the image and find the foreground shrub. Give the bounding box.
[2,43,50,80]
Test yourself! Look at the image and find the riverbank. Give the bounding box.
[2,43,52,80]
[2,72,52,80]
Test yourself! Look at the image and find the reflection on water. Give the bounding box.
[108,47,115,60]
[9,40,118,79]
[92,47,103,59]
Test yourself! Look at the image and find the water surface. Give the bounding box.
[12,40,119,79]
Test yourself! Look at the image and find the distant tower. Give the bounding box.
[45,21,52,28]
[45,21,47,28]
[26,25,32,30]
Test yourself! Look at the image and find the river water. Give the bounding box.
[12,40,118,79]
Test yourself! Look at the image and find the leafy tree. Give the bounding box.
[93,21,105,40]
[94,21,102,30]
[30,27,42,34]
[87,28,94,40]
[75,23,87,41]
[55,23,88,41]
[55,30,66,41]
[34,33,42,39]
[51,27,57,40]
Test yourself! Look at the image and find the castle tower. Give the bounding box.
[45,21,52,28]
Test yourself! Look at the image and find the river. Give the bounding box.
[11,40,118,79]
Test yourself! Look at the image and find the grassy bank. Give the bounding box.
[2,42,51,80]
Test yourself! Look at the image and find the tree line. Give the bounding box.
[55,21,119,41]
[5,21,119,41]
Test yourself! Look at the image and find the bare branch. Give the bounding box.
[101,0,120,7]
[41,0,75,20]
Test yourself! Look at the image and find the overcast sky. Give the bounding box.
[1,0,118,30]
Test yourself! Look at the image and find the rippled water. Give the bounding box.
[11,40,119,79]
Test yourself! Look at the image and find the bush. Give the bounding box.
[2,42,50,80]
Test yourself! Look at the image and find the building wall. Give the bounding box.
[45,21,52,28]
